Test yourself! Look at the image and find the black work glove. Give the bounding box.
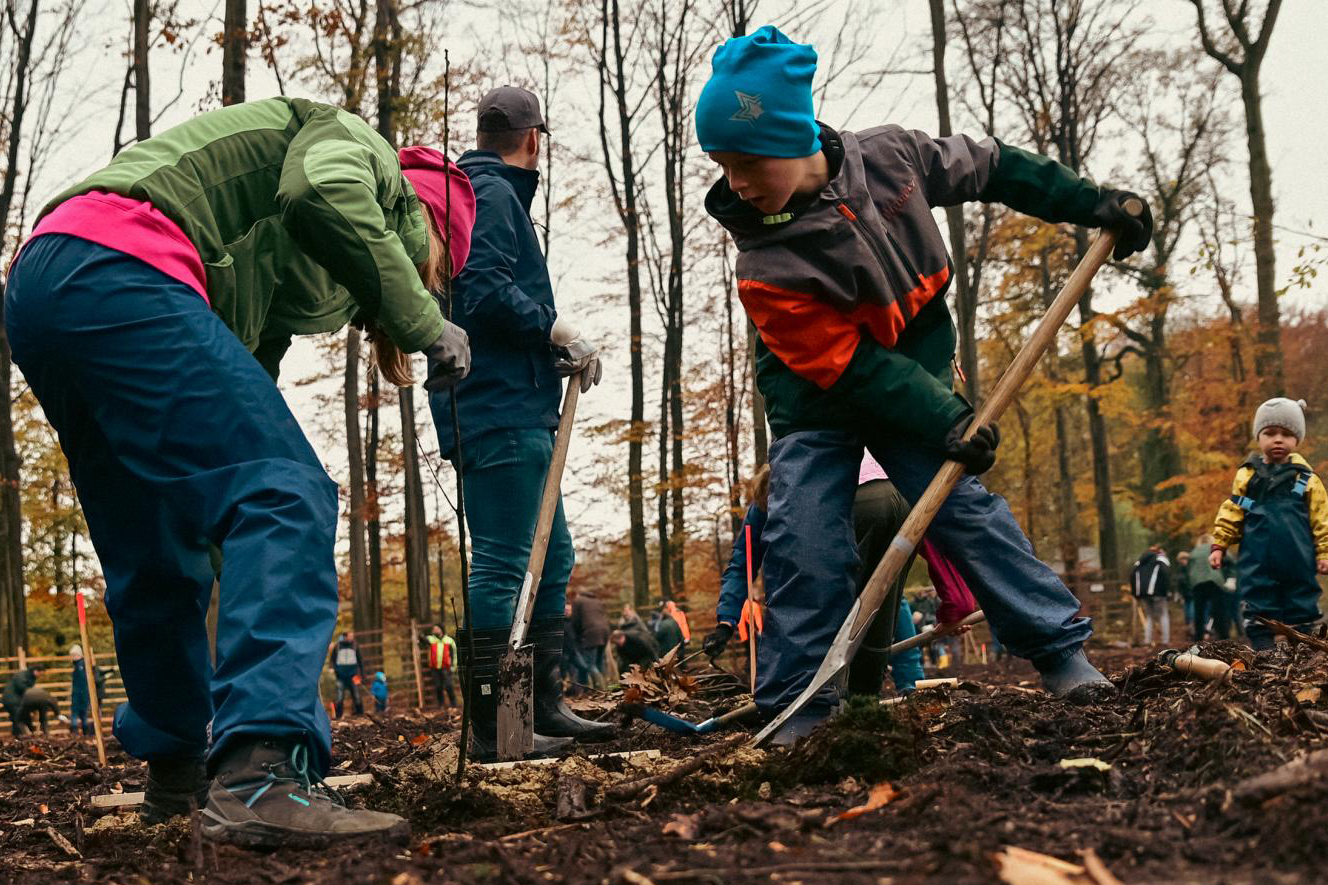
[943,415,1000,475]
[702,623,734,659]
[1090,189,1153,260]
[422,321,471,391]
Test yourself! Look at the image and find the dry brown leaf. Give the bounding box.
[410,732,430,746]
[993,846,1129,885]
[1296,686,1321,704]
[662,812,699,840]
[38,803,48,815]
[827,781,899,825]
[1230,660,1247,671]
[994,846,1084,885]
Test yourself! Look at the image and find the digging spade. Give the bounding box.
[751,203,1144,748]
[496,373,583,760]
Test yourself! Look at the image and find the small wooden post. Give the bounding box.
[744,524,757,694]
[76,593,108,768]
[410,619,425,710]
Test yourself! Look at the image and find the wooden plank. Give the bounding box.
[91,773,377,808]
[479,748,660,772]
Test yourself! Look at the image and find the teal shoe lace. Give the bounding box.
[226,743,347,810]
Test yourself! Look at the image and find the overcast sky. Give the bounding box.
[13,0,1327,556]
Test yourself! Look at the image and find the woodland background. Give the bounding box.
[0,0,1323,657]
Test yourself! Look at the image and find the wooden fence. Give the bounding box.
[1,577,1190,732]
[0,650,127,726]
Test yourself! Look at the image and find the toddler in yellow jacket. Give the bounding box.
[1210,398,1328,649]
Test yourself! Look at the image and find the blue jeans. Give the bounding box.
[758,429,1091,715]
[6,235,338,774]
[430,425,575,630]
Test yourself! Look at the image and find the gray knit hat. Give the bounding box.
[1253,397,1307,442]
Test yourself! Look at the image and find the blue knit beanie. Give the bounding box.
[696,25,821,158]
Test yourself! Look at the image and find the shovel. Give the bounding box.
[751,203,1143,748]
[496,373,583,760]
[627,700,760,736]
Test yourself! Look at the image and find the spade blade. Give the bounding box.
[496,643,534,761]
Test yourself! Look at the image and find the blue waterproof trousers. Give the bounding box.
[6,235,339,774]
[426,420,575,631]
[758,429,1092,716]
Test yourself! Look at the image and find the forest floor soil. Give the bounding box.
[4,639,1326,883]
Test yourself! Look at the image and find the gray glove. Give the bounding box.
[549,317,603,393]
[422,322,471,391]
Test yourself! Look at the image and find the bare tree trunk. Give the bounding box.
[221,0,247,105]
[722,249,743,539]
[0,0,41,656]
[1189,0,1284,395]
[748,321,767,466]
[929,0,979,405]
[401,389,431,624]
[657,376,671,600]
[1072,228,1118,576]
[1241,72,1280,395]
[132,0,151,142]
[345,330,372,633]
[365,371,382,628]
[1039,250,1079,577]
[596,0,649,607]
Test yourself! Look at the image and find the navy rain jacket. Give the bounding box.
[429,150,560,453]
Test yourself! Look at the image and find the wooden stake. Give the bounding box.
[17,645,26,670]
[744,524,757,694]
[410,619,425,710]
[76,594,108,768]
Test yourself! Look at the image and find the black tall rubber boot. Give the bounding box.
[460,627,573,762]
[530,617,616,742]
[140,754,210,824]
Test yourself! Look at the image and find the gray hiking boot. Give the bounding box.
[201,738,408,848]
[140,754,209,824]
[1037,649,1116,703]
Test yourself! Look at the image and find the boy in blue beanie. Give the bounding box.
[698,25,1153,743]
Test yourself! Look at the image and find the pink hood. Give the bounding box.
[398,146,476,277]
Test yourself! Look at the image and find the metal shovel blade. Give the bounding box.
[496,642,534,761]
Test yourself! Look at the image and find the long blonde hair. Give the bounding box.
[367,209,448,388]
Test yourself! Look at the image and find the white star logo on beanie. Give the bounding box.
[731,91,765,124]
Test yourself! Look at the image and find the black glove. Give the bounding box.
[1090,189,1152,260]
[702,623,734,658]
[943,415,1000,475]
[422,322,471,391]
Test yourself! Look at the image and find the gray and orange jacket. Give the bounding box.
[706,123,1109,442]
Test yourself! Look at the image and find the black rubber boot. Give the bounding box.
[202,737,408,848]
[460,627,573,761]
[140,754,210,824]
[531,617,616,742]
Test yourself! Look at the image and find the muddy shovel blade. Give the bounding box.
[496,643,534,761]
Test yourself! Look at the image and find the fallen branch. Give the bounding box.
[606,735,746,802]
[90,772,376,808]
[497,821,589,843]
[1231,748,1328,804]
[45,826,81,859]
[1253,616,1328,653]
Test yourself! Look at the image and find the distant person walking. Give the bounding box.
[1131,543,1171,645]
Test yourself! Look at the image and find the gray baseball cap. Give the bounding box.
[477,86,550,134]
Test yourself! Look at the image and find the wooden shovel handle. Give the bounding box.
[509,374,581,646]
[846,202,1141,641]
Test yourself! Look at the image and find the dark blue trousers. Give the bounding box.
[759,429,1092,716]
[6,235,339,774]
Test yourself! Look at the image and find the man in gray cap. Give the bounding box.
[428,85,611,760]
